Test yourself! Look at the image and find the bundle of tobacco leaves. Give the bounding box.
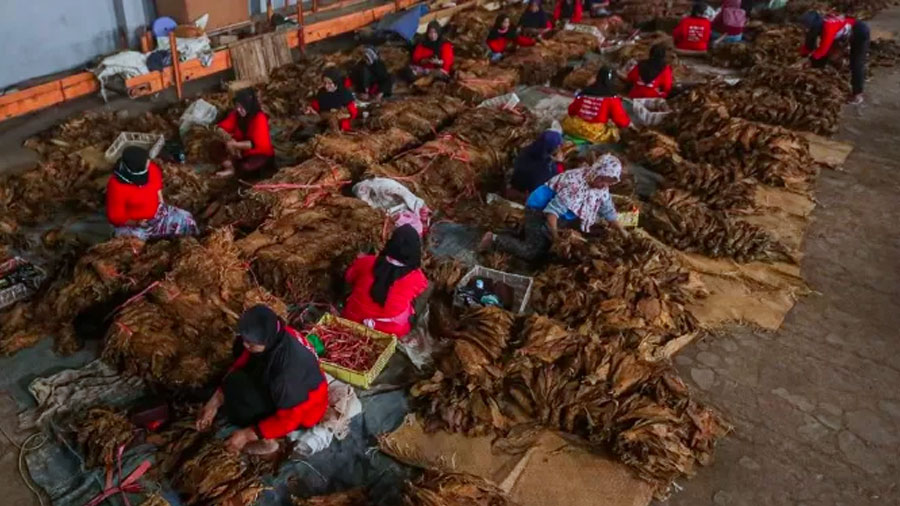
[236,195,385,303]
[104,229,287,388]
[404,469,519,506]
[294,128,419,174]
[708,25,805,69]
[72,406,137,469]
[366,95,467,138]
[436,59,520,104]
[293,489,371,506]
[613,0,693,24]
[624,130,755,210]
[642,189,792,263]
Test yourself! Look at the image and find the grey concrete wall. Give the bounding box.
[0,0,157,89]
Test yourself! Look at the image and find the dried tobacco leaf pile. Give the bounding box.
[624,130,755,210]
[411,310,729,498]
[404,469,519,506]
[72,406,137,469]
[104,229,287,388]
[642,189,792,263]
[237,195,385,303]
[708,25,805,69]
[448,59,521,104]
[294,489,371,506]
[613,0,692,24]
[366,95,467,138]
[294,127,419,173]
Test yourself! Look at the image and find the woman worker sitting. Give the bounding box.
[342,225,428,337]
[487,14,519,62]
[351,47,394,101]
[197,305,328,455]
[409,21,455,80]
[712,0,747,44]
[481,153,626,262]
[625,43,674,99]
[518,0,553,46]
[563,66,631,144]
[307,68,358,132]
[106,146,199,240]
[673,2,712,53]
[508,121,565,201]
[216,88,275,177]
[553,0,583,25]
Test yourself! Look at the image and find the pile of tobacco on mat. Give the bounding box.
[2,0,892,503]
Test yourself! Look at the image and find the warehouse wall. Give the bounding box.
[0,0,156,89]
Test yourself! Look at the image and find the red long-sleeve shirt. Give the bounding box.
[106,161,163,227]
[801,15,855,61]
[553,0,583,23]
[310,99,359,132]
[225,328,328,439]
[626,65,673,99]
[342,255,428,337]
[217,111,275,158]
[673,16,712,52]
[411,42,455,73]
[568,95,630,127]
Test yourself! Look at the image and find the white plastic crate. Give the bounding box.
[104,132,166,162]
[632,98,671,126]
[454,265,533,314]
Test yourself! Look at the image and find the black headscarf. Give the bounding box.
[233,88,262,135]
[316,67,354,111]
[488,14,518,40]
[559,0,577,20]
[114,146,150,186]
[237,305,325,409]
[691,1,707,17]
[581,66,615,97]
[799,11,824,53]
[520,0,549,29]
[423,21,445,53]
[638,43,668,83]
[370,225,422,306]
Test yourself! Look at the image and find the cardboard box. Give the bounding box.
[155,0,249,31]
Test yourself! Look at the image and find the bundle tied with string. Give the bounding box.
[103,229,288,388]
[443,59,520,104]
[366,95,467,138]
[294,127,419,175]
[236,195,386,303]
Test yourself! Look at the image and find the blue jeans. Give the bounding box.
[712,31,743,43]
[490,52,504,63]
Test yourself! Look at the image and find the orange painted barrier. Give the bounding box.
[0,0,422,122]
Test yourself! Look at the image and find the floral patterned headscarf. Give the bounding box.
[547,153,622,232]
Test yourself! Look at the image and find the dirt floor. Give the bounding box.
[2,10,900,506]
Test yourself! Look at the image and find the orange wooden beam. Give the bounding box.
[169,32,184,100]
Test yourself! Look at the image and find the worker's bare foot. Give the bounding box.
[478,232,494,252]
[848,93,865,105]
[244,439,279,456]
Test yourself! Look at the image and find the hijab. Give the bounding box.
[720,0,747,30]
[799,11,825,53]
[317,67,354,111]
[233,88,262,134]
[114,146,150,186]
[370,224,422,306]
[488,14,517,40]
[423,21,445,53]
[559,0,577,20]
[690,1,707,18]
[581,66,615,97]
[638,43,668,84]
[520,0,549,29]
[238,305,324,408]
[363,46,379,65]
[547,153,622,232]
[511,126,564,193]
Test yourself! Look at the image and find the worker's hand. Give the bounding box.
[226,427,259,453]
[358,93,371,101]
[338,112,352,120]
[196,390,223,431]
[305,106,319,116]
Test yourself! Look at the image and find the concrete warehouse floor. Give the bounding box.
[1,10,900,506]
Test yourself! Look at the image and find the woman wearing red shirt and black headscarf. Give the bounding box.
[563,66,631,143]
[553,0,583,25]
[216,88,275,177]
[343,225,428,337]
[672,2,712,53]
[409,21,455,79]
[799,10,870,104]
[518,0,552,47]
[487,14,518,62]
[307,67,358,132]
[106,146,199,240]
[197,305,328,455]
[626,43,674,99]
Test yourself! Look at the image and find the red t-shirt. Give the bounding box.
[411,42,455,73]
[553,0,583,23]
[801,15,856,61]
[673,16,712,52]
[105,161,163,227]
[310,99,359,132]
[342,255,428,337]
[568,95,631,127]
[217,110,275,158]
[626,65,673,99]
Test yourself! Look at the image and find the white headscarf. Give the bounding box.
[547,153,622,232]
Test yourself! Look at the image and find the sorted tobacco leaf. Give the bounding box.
[613,0,692,24]
[72,406,137,469]
[366,95,467,137]
[447,59,520,104]
[237,195,385,303]
[708,25,805,69]
[139,493,171,506]
[104,229,287,388]
[294,489,370,506]
[404,469,519,506]
[173,439,265,506]
[295,128,419,174]
[642,189,793,263]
